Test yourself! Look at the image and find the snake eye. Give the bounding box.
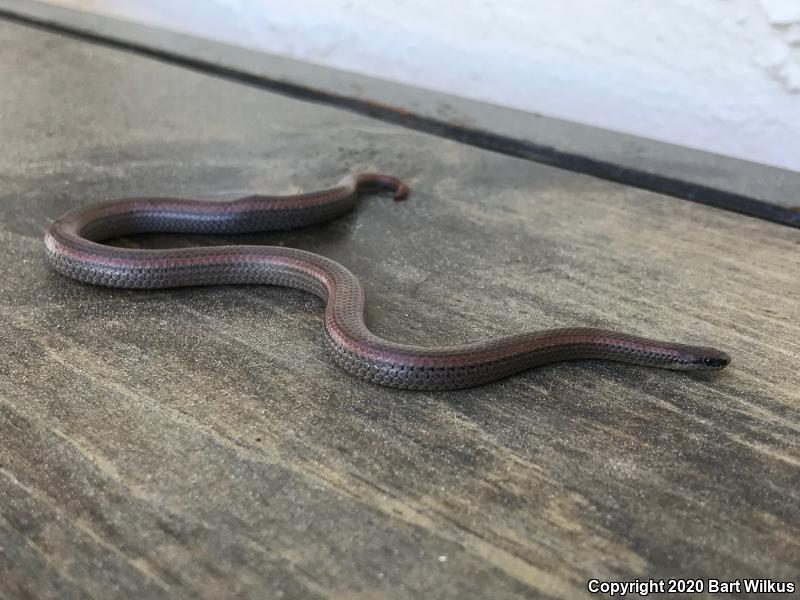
[702,355,729,368]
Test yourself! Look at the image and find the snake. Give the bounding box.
[44,172,730,390]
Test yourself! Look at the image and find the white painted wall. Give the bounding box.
[46,0,800,171]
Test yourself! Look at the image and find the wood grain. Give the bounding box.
[0,19,798,600]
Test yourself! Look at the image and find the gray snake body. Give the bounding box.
[44,173,730,390]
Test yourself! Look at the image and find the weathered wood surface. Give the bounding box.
[1,19,799,600]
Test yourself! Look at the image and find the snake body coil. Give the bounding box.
[44,173,730,390]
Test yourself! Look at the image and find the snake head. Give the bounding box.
[680,347,731,370]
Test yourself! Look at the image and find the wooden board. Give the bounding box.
[1,18,798,600]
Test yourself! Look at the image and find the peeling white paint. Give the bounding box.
[785,24,800,44]
[42,0,800,170]
[758,0,800,25]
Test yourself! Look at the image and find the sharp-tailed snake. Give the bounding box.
[44,173,730,389]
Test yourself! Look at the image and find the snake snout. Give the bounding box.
[703,353,730,369]
[689,348,730,370]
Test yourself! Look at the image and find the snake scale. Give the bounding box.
[44,173,730,390]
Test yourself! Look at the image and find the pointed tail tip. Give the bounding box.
[393,180,410,201]
[356,173,410,201]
